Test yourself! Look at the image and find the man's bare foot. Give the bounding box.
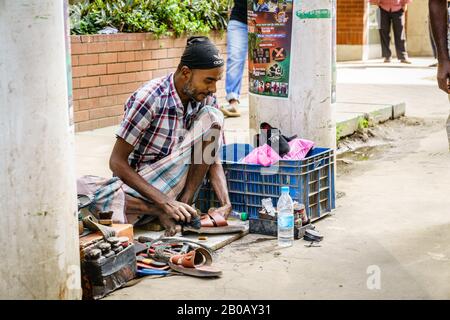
[208,204,232,220]
[159,213,182,236]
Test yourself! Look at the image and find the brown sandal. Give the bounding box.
[168,248,222,277]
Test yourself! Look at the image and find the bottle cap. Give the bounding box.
[281,186,290,194]
[240,212,248,221]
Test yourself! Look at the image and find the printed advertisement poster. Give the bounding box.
[248,0,294,98]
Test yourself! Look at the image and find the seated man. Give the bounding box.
[77,36,232,236]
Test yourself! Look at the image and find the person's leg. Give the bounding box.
[392,9,408,62]
[379,8,392,60]
[225,20,248,113]
[178,124,221,205]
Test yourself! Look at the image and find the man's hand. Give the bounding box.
[162,200,197,223]
[437,60,450,93]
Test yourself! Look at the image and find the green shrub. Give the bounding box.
[69,0,232,36]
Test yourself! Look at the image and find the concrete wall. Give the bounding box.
[406,0,434,57]
[71,33,248,132]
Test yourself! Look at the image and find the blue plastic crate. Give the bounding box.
[195,143,335,220]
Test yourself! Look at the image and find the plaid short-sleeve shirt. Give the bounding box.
[116,73,219,170]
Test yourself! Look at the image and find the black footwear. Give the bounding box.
[384,57,391,63]
[257,122,291,157]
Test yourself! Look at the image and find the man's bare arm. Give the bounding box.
[109,137,196,222]
[429,0,450,92]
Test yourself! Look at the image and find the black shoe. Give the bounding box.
[384,57,391,63]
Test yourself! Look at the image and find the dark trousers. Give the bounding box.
[379,7,407,60]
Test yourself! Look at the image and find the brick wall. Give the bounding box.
[71,33,248,132]
[337,0,367,45]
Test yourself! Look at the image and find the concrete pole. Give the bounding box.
[249,0,335,149]
[0,0,81,299]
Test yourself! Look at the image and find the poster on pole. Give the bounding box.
[248,0,294,98]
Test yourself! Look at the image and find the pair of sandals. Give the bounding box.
[140,237,222,277]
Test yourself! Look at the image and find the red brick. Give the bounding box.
[99,95,118,107]
[158,58,177,69]
[117,94,131,104]
[107,63,127,74]
[125,41,143,51]
[106,105,125,117]
[99,52,118,64]
[143,40,159,50]
[173,37,187,48]
[72,78,80,89]
[152,69,171,78]
[88,86,107,98]
[81,35,94,43]
[118,52,135,62]
[71,36,82,43]
[87,42,107,54]
[107,84,130,96]
[71,55,79,66]
[167,48,183,58]
[156,38,174,49]
[77,119,99,131]
[125,61,142,72]
[72,66,88,78]
[135,71,153,82]
[152,49,167,59]
[87,64,107,76]
[73,88,88,100]
[73,100,80,112]
[98,117,119,128]
[89,107,108,120]
[107,41,125,52]
[79,76,99,88]
[74,110,89,122]
[79,98,100,111]
[100,74,119,86]
[142,60,159,70]
[135,50,152,61]
[119,73,136,84]
[71,43,88,55]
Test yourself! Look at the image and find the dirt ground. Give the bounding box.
[106,116,450,300]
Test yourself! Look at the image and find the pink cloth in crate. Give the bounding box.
[241,138,314,166]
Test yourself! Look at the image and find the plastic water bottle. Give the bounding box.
[277,186,294,247]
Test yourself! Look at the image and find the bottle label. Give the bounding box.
[278,215,294,229]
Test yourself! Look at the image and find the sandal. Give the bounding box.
[183,209,246,234]
[168,247,222,277]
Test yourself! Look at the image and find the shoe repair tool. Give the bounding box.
[83,215,116,239]
[86,248,102,260]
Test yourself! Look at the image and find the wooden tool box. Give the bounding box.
[79,224,136,300]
